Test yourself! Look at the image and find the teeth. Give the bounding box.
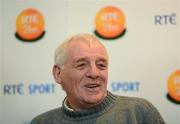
[86,84,99,88]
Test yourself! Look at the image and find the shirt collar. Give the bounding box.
[63,97,74,111]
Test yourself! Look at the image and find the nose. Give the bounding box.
[86,63,100,79]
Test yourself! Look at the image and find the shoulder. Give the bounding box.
[113,94,165,123]
[115,95,156,111]
[30,107,63,124]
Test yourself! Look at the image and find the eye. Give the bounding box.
[97,62,107,70]
[75,62,86,70]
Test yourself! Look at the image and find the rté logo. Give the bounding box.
[154,13,176,25]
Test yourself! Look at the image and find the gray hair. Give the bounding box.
[54,33,107,68]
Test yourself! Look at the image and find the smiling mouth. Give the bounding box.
[85,84,100,89]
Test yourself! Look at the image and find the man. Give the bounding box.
[31,33,165,124]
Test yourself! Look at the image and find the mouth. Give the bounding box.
[86,84,100,88]
[84,83,101,91]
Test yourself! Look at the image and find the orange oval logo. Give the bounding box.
[95,6,126,39]
[16,8,45,41]
[167,70,180,102]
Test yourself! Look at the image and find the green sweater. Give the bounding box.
[31,92,165,124]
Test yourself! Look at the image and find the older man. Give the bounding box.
[31,33,165,124]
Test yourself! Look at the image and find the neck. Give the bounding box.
[62,91,117,118]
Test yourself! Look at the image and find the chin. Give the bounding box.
[85,93,105,103]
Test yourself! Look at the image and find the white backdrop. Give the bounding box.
[0,0,179,124]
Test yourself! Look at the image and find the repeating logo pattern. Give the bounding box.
[167,70,180,104]
[15,8,45,42]
[94,6,126,39]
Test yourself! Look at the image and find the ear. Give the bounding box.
[53,64,63,84]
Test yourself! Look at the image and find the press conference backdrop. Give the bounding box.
[0,0,179,124]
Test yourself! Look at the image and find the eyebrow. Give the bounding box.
[73,57,88,63]
[73,57,108,64]
[97,58,107,62]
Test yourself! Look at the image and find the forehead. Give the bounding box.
[66,40,108,61]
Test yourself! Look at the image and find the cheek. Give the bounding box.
[60,70,74,89]
[62,70,85,87]
[102,71,108,81]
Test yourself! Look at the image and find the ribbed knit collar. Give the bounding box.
[62,91,117,120]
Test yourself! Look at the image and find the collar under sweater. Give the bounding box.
[62,91,117,119]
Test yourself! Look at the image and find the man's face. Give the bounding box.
[58,40,108,110]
